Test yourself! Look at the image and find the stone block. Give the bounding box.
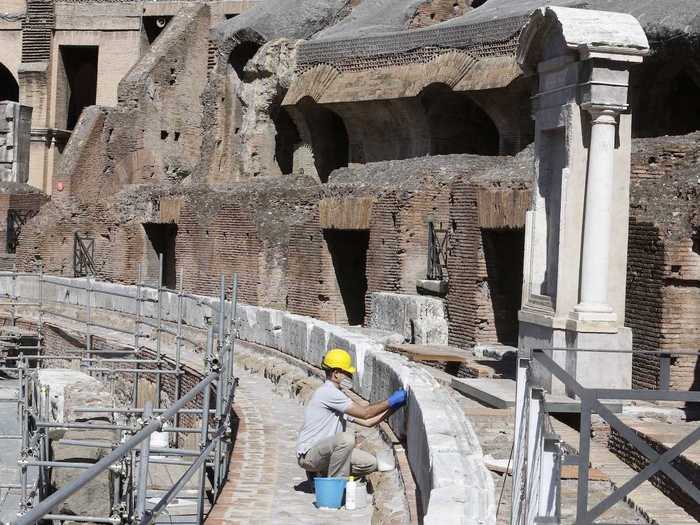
[412,318,448,345]
[367,292,447,344]
[37,369,110,423]
[282,313,310,359]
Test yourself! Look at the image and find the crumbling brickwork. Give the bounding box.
[627,134,700,390]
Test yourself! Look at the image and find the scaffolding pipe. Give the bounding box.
[195,328,214,525]
[139,427,223,525]
[41,514,120,525]
[155,253,164,409]
[134,265,142,409]
[134,401,152,520]
[15,371,218,525]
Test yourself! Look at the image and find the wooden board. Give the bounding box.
[561,465,609,481]
[386,343,468,363]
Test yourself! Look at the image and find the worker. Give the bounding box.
[297,348,407,479]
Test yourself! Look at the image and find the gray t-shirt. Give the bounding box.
[296,381,352,455]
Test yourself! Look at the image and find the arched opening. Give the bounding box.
[420,83,499,156]
[228,42,261,80]
[272,105,300,175]
[0,63,19,102]
[471,0,489,8]
[297,98,349,183]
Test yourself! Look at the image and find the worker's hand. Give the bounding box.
[387,388,407,409]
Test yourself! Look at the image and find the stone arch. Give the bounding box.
[0,62,19,102]
[418,82,499,156]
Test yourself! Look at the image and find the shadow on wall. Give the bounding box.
[632,62,700,138]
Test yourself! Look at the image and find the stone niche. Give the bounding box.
[516,7,649,393]
[0,101,32,183]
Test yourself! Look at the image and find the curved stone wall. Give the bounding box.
[1,274,496,524]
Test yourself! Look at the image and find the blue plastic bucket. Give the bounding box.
[314,477,347,509]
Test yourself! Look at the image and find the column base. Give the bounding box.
[569,302,618,331]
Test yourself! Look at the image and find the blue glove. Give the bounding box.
[388,388,407,409]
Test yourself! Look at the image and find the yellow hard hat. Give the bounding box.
[322,348,356,375]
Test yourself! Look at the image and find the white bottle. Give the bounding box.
[345,477,357,510]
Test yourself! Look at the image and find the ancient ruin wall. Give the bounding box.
[627,135,700,390]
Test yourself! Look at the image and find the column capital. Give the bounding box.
[581,104,623,122]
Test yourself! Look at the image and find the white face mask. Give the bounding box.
[341,377,354,390]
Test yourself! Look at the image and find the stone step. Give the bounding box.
[452,378,622,413]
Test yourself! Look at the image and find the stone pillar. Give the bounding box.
[575,107,619,320]
[516,6,649,392]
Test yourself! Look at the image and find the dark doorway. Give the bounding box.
[324,230,369,326]
[59,46,98,130]
[0,63,19,102]
[420,83,499,155]
[481,228,525,345]
[228,42,260,80]
[144,223,178,288]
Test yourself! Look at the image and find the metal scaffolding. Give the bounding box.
[0,259,240,525]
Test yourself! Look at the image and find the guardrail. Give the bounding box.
[511,347,700,525]
[0,262,240,525]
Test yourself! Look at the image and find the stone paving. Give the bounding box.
[207,369,372,525]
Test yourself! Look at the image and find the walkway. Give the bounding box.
[207,369,372,525]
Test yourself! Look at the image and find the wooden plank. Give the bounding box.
[386,343,468,363]
[561,465,608,481]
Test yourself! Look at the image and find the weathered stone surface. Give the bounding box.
[37,369,111,423]
[368,292,448,345]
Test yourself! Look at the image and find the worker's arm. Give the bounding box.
[344,388,407,420]
[345,399,390,420]
[351,408,392,428]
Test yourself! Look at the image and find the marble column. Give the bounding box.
[575,107,619,318]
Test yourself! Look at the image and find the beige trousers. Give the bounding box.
[298,432,377,478]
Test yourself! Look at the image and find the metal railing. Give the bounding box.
[0,261,240,525]
[426,219,449,281]
[512,347,700,525]
[73,233,96,277]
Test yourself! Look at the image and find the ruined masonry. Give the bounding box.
[0,0,698,524]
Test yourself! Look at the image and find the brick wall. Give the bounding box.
[446,180,480,348]
[365,192,402,319]
[176,201,262,304]
[628,135,700,390]
[287,212,323,319]
[626,219,665,389]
